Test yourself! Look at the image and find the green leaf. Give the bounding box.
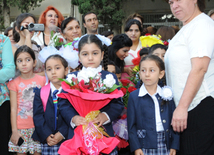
[105,84,120,93]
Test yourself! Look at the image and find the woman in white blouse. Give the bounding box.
[165,0,214,154]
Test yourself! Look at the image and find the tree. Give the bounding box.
[0,0,43,29]
[72,0,125,31]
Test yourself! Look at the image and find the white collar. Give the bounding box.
[138,84,162,97]
[82,65,102,74]
[50,82,62,97]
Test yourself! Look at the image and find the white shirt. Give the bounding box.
[124,40,142,66]
[165,13,214,111]
[139,84,164,132]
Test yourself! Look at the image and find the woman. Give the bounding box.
[4,27,16,45]
[61,17,82,44]
[32,6,64,48]
[0,35,15,154]
[165,0,214,154]
[124,19,142,77]
[13,13,45,76]
[108,34,132,73]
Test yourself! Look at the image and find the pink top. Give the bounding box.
[8,74,46,129]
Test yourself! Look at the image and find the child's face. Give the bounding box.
[116,47,130,60]
[139,60,164,88]
[16,52,36,74]
[107,64,116,73]
[116,73,121,81]
[79,43,104,68]
[46,58,68,89]
[152,48,166,62]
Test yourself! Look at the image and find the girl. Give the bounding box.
[32,54,70,155]
[149,44,167,62]
[8,45,46,155]
[59,34,124,155]
[13,13,45,76]
[127,55,179,155]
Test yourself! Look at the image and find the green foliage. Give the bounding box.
[71,0,125,30]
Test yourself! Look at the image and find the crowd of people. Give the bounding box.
[1,0,214,155]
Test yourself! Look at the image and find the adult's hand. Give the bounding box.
[171,105,188,132]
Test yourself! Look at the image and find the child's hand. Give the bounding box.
[11,130,22,145]
[52,132,64,145]
[92,113,108,127]
[169,149,176,155]
[46,134,57,146]
[135,149,144,155]
[72,115,87,126]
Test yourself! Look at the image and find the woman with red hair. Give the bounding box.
[32,6,64,48]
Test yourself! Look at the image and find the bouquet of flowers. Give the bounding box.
[58,68,124,155]
[48,30,66,49]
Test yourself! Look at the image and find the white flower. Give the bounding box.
[77,70,89,83]
[103,74,116,88]
[66,74,77,82]
[161,86,173,101]
[86,67,98,78]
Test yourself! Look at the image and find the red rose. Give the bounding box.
[163,41,169,46]
[120,79,130,86]
[121,88,127,95]
[128,86,137,93]
[59,38,63,43]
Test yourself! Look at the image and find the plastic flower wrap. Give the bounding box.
[48,30,66,48]
[58,68,124,155]
[140,34,163,47]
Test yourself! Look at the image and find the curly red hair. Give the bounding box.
[38,6,64,27]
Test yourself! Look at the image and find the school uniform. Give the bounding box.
[32,83,70,154]
[127,84,179,154]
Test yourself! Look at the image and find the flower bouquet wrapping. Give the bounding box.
[58,68,124,155]
[140,34,163,47]
[112,80,137,150]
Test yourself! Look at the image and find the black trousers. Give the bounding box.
[178,96,214,155]
[0,101,12,155]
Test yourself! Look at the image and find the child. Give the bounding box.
[149,44,167,62]
[59,34,124,155]
[32,54,70,155]
[127,55,179,155]
[8,45,46,155]
[139,47,149,59]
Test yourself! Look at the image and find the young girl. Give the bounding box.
[127,55,179,155]
[149,44,167,62]
[8,45,46,155]
[59,34,124,155]
[32,54,70,155]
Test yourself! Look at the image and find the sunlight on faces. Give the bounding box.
[84,13,99,34]
[152,48,166,62]
[139,60,164,88]
[126,24,141,42]
[45,58,68,89]
[45,10,59,27]
[79,43,104,68]
[116,47,130,60]
[107,65,116,73]
[168,0,198,25]
[63,20,82,43]
[16,52,36,74]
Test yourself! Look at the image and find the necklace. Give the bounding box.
[44,32,51,37]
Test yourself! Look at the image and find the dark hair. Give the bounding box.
[101,31,114,37]
[14,45,36,66]
[149,44,167,55]
[139,47,149,56]
[44,54,68,69]
[4,27,13,36]
[208,9,214,17]
[125,13,144,25]
[61,17,80,33]
[108,60,121,74]
[108,34,132,72]
[16,13,36,30]
[83,12,97,23]
[12,22,20,43]
[124,19,142,33]
[156,26,175,41]
[78,34,108,70]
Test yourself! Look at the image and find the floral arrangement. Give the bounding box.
[48,30,66,48]
[140,34,164,47]
[161,86,173,101]
[60,68,120,94]
[120,79,137,107]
